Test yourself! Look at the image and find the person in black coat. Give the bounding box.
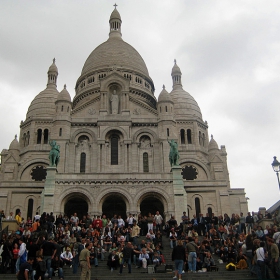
[172,240,186,280]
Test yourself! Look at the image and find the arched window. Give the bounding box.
[165,106,168,112]
[167,128,169,137]
[80,153,86,173]
[27,198,34,220]
[180,129,185,144]
[59,128,62,137]
[195,197,201,219]
[27,131,30,145]
[160,107,161,113]
[187,129,192,144]
[23,133,26,147]
[202,133,205,147]
[67,106,69,112]
[37,129,42,144]
[61,105,64,112]
[143,152,149,172]
[208,207,212,217]
[43,129,48,144]
[111,135,118,165]
[199,131,202,145]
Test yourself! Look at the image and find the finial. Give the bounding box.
[53,58,56,63]
[211,134,213,139]
[114,3,118,9]
[174,59,177,64]
[64,84,66,89]
[15,134,17,139]
[163,84,165,89]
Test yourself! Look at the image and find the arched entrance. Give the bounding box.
[102,194,126,219]
[140,196,165,219]
[64,198,88,219]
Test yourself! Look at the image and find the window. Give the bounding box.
[23,133,26,147]
[43,129,48,144]
[180,129,185,144]
[199,131,202,145]
[61,105,64,112]
[195,197,201,219]
[111,135,118,165]
[165,106,168,112]
[208,207,212,217]
[59,128,62,137]
[27,131,30,145]
[143,152,149,172]
[202,133,205,147]
[167,128,169,137]
[80,153,86,173]
[187,129,192,144]
[37,129,42,144]
[27,199,34,220]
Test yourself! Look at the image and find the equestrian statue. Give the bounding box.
[49,140,60,167]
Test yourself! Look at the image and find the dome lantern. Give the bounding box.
[171,59,182,89]
[109,4,122,39]
[47,58,58,88]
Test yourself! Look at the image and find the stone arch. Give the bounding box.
[19,160,49,180]
[133,128,159,143]
[96,187,132,214]
[100,72,130,92]
[135,188,171,215]
[189,193,204,217]
[70,128,96,143]
[54,187,94,216]
[24,194,38,220]
[101,126,128,140]
[180,159,211,179]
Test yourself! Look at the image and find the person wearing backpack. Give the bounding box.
[34,254,46,280]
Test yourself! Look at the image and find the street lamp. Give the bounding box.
[271,156,280,190]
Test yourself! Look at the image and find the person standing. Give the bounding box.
[154,211,163,232]
[131,221,141,245]
[267,238,280,278]
[79,243,92,280]
[119,242,133,274]
[239,212,246,234]
[186,237,198,273]
[172,240,186,280]
[17,257,34,280]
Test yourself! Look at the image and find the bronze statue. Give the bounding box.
[49,140,60,167]
[168,139,179,166]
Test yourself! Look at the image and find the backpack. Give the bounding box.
[39,260,46,272]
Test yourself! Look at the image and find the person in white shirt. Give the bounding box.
[256,241,268,279]
[137,248,150,268]
[154,211,163,232]
[60,247,73,267]
[117,215,125,228]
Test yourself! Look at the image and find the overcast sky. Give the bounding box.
[1,0,280,212]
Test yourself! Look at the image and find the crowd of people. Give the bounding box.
[0,208,279,280]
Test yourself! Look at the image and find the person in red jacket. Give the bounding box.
[93,216,103,230]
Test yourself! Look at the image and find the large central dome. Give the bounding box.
[82,36,150,78]
[81,7,150,79]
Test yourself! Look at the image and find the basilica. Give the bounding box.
[0,7,248,221]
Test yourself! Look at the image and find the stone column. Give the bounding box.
[171,165,187,221]
[41,167,56,214]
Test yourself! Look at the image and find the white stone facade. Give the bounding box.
[0,7,248,221]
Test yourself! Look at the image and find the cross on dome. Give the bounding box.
[114,3,118,9]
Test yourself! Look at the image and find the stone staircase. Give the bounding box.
[0,235,258,280]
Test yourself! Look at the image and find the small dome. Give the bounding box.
[48,58,58,73]
[208,135,219,151]
[171,59,182,75]
[57,85,71,102]
[158,85,173,103]
[26,87,58,118]
[110,7,121,21]
[9,135,20,151]
[170,88,202,120]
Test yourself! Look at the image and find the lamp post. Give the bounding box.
[271,156,280,190]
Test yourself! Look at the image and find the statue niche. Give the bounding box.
[110,90,119,114]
